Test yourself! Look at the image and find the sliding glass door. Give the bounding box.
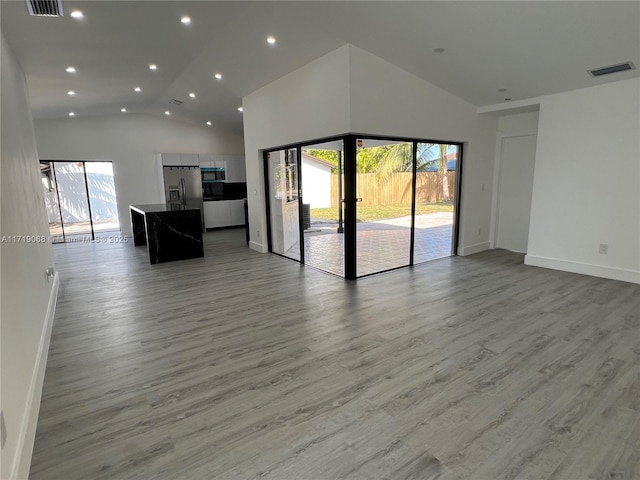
[266,149,302,262]
[413,143,458,264]
[355,139,413,277]
[40,161,120,243]
[300,140,345,277]
[264,135,461,279]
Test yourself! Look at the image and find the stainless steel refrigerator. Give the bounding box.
[162,166,203,226]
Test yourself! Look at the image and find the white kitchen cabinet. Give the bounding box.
[198,154,213,169]
[213,158,226,169]
[181,154,199,166]
[203,200,245,229]
[224,155,246,182]
[159,153,200,166]
[203,201,230,229]
[159,153,181,166]
[228,199,245,225]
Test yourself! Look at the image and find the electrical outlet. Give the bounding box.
[1,410,7,448]
[599,243,608,254]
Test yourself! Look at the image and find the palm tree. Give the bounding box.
[376,143,455,202]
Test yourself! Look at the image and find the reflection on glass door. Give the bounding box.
[300,140,345,277]
[413,143,457,264]
[40,162,65,243]
[85,162,120,236]
[356,139,413,277]
[266,149,302,261]
[53,162,93,240]
[39,161,120,243]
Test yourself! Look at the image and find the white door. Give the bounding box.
[496,134,537,253]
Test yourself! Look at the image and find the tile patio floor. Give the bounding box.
[283,217,453,277]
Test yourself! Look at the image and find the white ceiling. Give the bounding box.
[2,1,639,134]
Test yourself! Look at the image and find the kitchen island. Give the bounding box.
[130,204,204,264]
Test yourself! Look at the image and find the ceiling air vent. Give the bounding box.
[588,62,635,77]
[26,0,63,17]
[169,99,185,106]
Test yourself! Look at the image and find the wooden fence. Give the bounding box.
[330,172,456,207]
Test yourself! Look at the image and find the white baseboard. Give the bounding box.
[11,272,59,480]
[525,254,640,284]
[249,241,267,253]
[458,241,490,256]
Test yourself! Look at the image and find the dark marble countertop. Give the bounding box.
[203,197,247,202]
[130,203,202,214]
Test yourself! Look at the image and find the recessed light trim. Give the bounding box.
[134,87,141,92]
[68,112,75,116]
[237,106,243,112]
[266,36,276,45]
[65,66,76,73]
[70,10,83,18]
[214,73,222,80]
[189,92,196,98]
[67,90,75,96]
[206,121,212,126]
[181,16,191,24]
[164,111,170,115]
[121,108,127,113]
[149,64,157,71]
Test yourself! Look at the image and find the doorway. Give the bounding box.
[494,134,537,253]
[264,134,462,279]
[40,161,120,243]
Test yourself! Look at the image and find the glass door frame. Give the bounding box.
[263,133,464,280]
[40,160,120,243]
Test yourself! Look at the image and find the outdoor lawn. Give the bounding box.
[311,202,453,222]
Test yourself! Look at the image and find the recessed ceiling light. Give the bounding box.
[121,108,127,113]
[68,112,75,116]
[498,88,508,92]
[65,66,76,73]
[67,90,75,96]
[206,121,212,126]
[181,16,191,24]
[149,64,157,71]
[214,73,222,80]
[433,47,445,53]
[189,92,196,98]
[70,10,83,18]
[134,87,141,92]
[266,36,276,45]
[237,106,243,112]
[164,110,170,115]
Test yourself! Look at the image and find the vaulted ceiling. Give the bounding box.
[2,1,638,134]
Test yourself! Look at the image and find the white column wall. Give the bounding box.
[525,78,640,283]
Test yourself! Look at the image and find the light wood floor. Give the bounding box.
[30,229,640,480]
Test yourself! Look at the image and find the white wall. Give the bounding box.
[525,78,640,283]
[34,114,244,235]
[1,34,57,480]
[347,45,498,254]
[242,45,351,252]
[301,159,332,208]
[498,111,540,135]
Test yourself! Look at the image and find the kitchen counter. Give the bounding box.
[203,197,246,202]
[130,203,204,264]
